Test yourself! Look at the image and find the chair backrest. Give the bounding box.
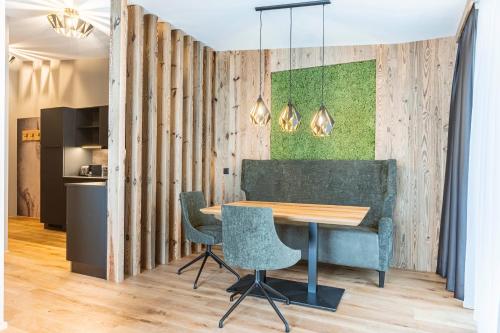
[221,205,286,270]
[241,159,397,227]
[179,191,216,229]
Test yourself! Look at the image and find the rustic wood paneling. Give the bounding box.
[202,48,215,206]
[213,39,456,272]
[228,52,241,202]
[107,0,127,282]
[213,50,272,203]
[209,51,218,206]
[124,5,144,276]
[269,45,376,72]
[156,22,172,265]
[213,52,230,204]
[181,35,194,257]
[141,14,158,270]
[115,9,218,272]
[193,42,204,193]
[375,39,456,272]
[192,41,204,253]
[169,29,184,261]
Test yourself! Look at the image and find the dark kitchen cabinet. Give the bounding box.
[40,108,76,229]
[66,182,107,278]
[40,147,66,229]
[99,106,109,148]
[40,106,107,229]
[41,107,75,147]
[75,106,108,148]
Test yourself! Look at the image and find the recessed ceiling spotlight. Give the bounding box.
[47,8,94,39]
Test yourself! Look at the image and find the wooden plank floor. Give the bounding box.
[5,218,475,333]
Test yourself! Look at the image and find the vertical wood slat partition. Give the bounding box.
[181,35,194,257]
[192,41,204,253]
[141,14,158,270]
[117,3,217,277]
[107,0,127,282]
[124,5,143,277]
[156,22,172,265]
[169,29,184,262]
[202,48,214,206]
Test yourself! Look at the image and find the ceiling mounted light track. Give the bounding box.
[255,0,331,12]
[47,8,94,39]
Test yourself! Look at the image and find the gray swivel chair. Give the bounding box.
[178,192,240,289]
[219,205,301,333]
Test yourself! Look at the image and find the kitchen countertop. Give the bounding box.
[65,182,107,187]
[63,176,108,181]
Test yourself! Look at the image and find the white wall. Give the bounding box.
[8,58,109,217]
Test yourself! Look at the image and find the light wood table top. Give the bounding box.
[200,201,369,227]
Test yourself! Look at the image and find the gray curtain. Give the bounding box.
[437,9,477,300]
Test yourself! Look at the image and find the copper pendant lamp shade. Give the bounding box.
[250,96,271,126]
[310,4,334,137]
[250,11,271,126]
[310,104,334,137]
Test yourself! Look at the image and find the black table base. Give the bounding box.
[227,274,345,312]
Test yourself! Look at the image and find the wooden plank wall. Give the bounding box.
[212,39,456,272]
[376,39,456,272]
[121,4,217,276]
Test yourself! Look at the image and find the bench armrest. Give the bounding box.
[378,217,393,271]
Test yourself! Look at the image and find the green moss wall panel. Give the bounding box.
[271,60,376,160]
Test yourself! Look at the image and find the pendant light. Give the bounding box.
[279,8,301,132]
[250,11,271,126]
[310,4,334,137]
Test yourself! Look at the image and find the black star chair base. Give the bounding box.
[178,192,240,289]
[218,205,301,333]
[177,244,239,289]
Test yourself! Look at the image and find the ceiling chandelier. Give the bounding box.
[47,8,94,39]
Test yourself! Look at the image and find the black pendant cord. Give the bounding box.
[288,8,293,104]
[321,4,325,107]
[259,10,263,97]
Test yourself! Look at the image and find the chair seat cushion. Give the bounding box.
[195,224,223,245]
[275,224,380,270]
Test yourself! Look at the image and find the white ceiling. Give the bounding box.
[6,0,110,61]
[133,0,467,51]
[7,0,466,60]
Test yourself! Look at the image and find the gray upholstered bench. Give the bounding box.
[241,159,397,287]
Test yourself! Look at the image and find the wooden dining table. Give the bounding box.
[200,201,370,312]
